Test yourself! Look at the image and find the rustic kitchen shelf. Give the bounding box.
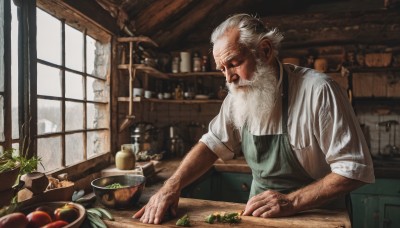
[168,72,224,78]
[349,66,400,73]
[118,64,169,79]
[118,96,223,104]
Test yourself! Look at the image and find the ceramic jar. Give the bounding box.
[180,52,191,73]
[314,58,328,73]
[115,144,135,170]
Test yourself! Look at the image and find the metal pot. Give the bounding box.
[130,122,162,154]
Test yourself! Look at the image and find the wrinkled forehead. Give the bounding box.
[213,29,246,67]
[212,28,241,56]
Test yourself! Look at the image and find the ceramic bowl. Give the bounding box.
[20,201,86,228]
[91,175,145,209]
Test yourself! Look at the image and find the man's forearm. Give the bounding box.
[164,142,218,192]
[288,172,365,211]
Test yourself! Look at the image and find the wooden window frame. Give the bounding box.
[2,0,116,184]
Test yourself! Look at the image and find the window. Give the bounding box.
[35,8,110,172]
[2,0,111,173]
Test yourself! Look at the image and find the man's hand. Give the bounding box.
[133,142,218,224]
[242,190,295,218]
[133,182,180,224]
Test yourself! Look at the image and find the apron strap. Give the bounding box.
[281,64,289,134]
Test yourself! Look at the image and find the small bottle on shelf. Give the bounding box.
[175,85,183,100]
[193,52,202,72]
[172,57,180,73]
[201,55,209,72]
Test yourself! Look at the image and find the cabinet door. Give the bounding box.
[181,171,213,200]
[351,194,380,228]
[217,172,252,203]
[379,197,400,228]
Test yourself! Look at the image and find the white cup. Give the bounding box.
[144,90,152,99]
[163,92,171,99]
[133,88,143,97]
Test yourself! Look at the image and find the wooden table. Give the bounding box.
[103,197,351,228]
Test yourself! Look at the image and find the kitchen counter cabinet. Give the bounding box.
[136,158,400,227]
[351,178,400,228]
[103,197,351,227]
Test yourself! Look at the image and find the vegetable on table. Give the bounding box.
[176,214,191,227]
[204,211,241,224]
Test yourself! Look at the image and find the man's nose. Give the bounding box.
[224,68,238,83]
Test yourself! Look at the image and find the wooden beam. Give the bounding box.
[37,0,116,42]
[152,0,226,48]
[263,9,400,48]
[134,0,191,35]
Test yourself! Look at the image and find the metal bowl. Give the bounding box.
[91,175,145,209]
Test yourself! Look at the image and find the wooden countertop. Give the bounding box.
[103,197,351,228]
[97,159,350,227]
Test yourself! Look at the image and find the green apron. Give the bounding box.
[242,68,315,198]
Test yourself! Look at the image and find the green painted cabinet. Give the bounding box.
[213,172,252,203]
[181,171,252,204]
[351,179,400,228]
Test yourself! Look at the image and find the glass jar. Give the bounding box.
[172,57,180,73]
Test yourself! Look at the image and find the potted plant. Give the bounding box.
[0,148,42,210]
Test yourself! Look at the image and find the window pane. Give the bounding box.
[65,71,83,99]
[37,99,61,135]
[37,136,62,172]
[37,8,61,65]
[87,130,109,158]
[37,64,61,97]
[11,3,19,139]
[87,77,107,102]
[87,103,109,129]
[65,25,83,71]
[66,133,84,166]
[66,101,83,131]
[86,35,96,75]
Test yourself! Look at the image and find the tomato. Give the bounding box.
[41,220,69,228]
[54,204,79,223]
[0,212,28,228]
[26,210,52,228]
[35,205,54,220]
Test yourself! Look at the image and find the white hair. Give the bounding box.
[211,14,284,56]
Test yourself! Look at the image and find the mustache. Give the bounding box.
[227,78,254,88]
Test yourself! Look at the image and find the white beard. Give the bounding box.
[228,59,278,130]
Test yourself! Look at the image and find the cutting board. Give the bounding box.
[103,197,351,227]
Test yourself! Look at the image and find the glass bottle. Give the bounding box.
[201,55,209,72]
[175,85,183,100]
[172,57,180,73]
[193,52,202,72]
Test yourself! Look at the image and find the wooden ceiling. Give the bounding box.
[92,0,390,51]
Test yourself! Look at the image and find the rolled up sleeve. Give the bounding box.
[314,79,375,183]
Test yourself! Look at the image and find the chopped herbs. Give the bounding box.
[204,212,241,224]
[176,214,191,227]
[105,183,128,189]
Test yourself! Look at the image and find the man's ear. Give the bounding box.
[259,39,273,61]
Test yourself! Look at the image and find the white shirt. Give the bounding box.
[200,63,375,183]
